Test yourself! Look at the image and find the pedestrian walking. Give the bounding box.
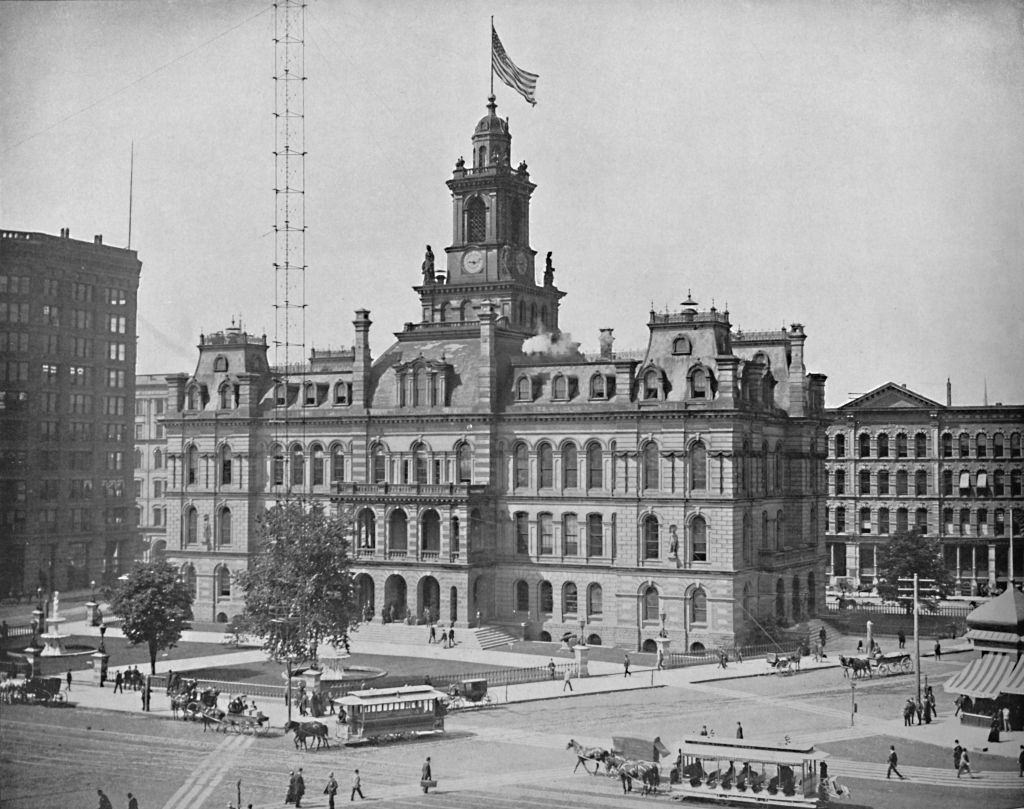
[114,671,124,694]
[547,658,556,679]
[812,642,821,663]
[915,697,924,724]
[656,649,665,670]
[349,769,363,801]
[718,649,728,669]
[1017,745,1023,777]
[623,653,631,677]
[286,770,296,804]
[428,624,436,644]
[903,700,915,726]
[953,740,963,771]
[293,768,305,807]
[856,640,864,653]
[923,698,932,724]
[563,666,574,692]
[699,725,709,737]
[421,757,433,793]
[897,630,906,650]
[736,722,744,739]
[819,626,827,650]
[1003,706,1011,732]
[132,665,141,690]
[989,712,1002,743]
[934,640,942,661]
[447,626,455,647]
[66,668,72,692]
[926,685,938,717]
[127,793,139,809]
[97,789,113,809]
[886,745,905,779]
[954,694,964,716]
[957,749,974,779]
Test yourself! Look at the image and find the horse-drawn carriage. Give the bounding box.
[168,678,220,720]
[839,652,912,679]
[766,651,802,675]
[442,678,492,710]
[5,677,65,706]
[203,708,270,735]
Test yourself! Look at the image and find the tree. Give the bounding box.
[234,500,360,665]
[876,530,955,607]
[108,560,193,674]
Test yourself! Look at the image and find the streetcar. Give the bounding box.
[334,684,446,745]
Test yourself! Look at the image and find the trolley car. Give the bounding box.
[673,736,844,807]
[334,685,446,745]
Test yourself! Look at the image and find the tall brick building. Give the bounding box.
[825,383,1024,595]
[161,97,828,649]
[0,228,141,595]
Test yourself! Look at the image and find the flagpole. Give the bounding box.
[490,16,494,96]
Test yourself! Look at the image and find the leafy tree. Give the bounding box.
[234,500,359,665]
[108,560,193,674]
[876,530,954,608]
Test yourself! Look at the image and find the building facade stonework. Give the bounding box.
[825,383,1024,595]
[161,98,829,648]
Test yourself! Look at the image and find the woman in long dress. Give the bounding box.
[988,712,1001,743]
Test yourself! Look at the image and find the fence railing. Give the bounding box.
[826,602,970,617]
[322,663,576,701]
[152,674,287,701]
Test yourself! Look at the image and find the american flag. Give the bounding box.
[491,25,538,107]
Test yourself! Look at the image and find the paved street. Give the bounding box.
[4,654,1024,809]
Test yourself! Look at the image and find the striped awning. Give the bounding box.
[967,629,1023,644]
[1000,656,1024,696]
[943,653,1015,699]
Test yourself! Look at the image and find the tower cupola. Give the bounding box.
[472,95,511,168]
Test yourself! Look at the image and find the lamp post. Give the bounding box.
[272,616,298,723]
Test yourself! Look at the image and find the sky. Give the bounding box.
[2,0,1023,408]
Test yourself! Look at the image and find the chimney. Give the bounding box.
[946,377,951,407]
[598,328,614,359]
[93,234,103,245]
[351,310,372,409]
[787,323,807,417]
[60,227,69,238]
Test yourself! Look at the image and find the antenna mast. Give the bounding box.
[273,0,307,482]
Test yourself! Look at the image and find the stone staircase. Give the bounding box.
[348,621,485,650]
[473,625,520,649]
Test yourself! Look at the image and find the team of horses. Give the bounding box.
[838,655,874,678]
[285,719,331,750]
[565,740,661,795]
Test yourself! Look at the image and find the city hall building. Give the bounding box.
[161,97,829,651]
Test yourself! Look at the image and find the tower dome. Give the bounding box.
[471,95,511,169]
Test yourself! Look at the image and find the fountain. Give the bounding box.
[39,590,71,656]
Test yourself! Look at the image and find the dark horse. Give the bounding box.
[839,655,872,678]
[285,720,330,750]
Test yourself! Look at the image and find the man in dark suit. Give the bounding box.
[422,757,433,793]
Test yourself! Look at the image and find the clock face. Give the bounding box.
[463,249,485,274]
[515,251,529,275]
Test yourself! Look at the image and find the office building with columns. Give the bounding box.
[825,382,1024,595]
[160,97,829,650]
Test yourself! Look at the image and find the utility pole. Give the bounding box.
[850,681,856,727]
[899,575,934,706]
[913,574,920,704]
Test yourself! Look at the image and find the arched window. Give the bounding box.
[915,507,928,533]
[672,335,692,355]
[413,443,429,484]
[185,445,198,486]
[457,443,472,483]
[450,516,460,553]
[514,511,529,554]
[958,432,970,457]
[942,468,953,495]
[642,442,659,490]
[589,373,606,399]
[539,581,553,613]
[642,586,659,622]
[586,443,603,489]
[914,432,927,458]
[562,442,578,488]
[357,509,375,548]
[186,385,200,410]
[643,369,660,400]
[689,442,707,490]
[290,443,304,486]
[878,507,890,534]
[835,506,846,533]
[587,583,603,616]
[537,442,553,488]
[562,513,579,555]
[274,383,287,406]
[877,433,889,458]
[993,433,1005,457]
[184,507,198,545]
[915,469,927,495]
[877,469,889,495]
[896,507,909,534]
[371,444,386,484]
[538,513,553,554]
[835,469,846,494]
[642,514,659,559]
[515,580,529,613]
[218,507,232,545]
[1011,469,1022,497]
[976,433,987,458]
[690,588,707,624]
[134,448,143,468]
[1013,433,1022,458]
[858,469,870,495]
[834,434,845,458]
[154,448,163,469]
[218,382,233,410]
[859,506,871,535]
[586,514,604,557]
[552,374,568,399]
[389,509,408,550]
[330,445,344,483]
[994,469,1005,496]
[219,445,232,485]
[941,432,953,457]
[515,375,531,401]
[513,443,529,489]
[213,355,228,373]
[182,564,197,598]
[466,196,486,242]
[271,444,284,486]
[303,382,317,406]
[562,582,578,615]
[690,516,708,562]
[311,444,325,486]
[421,509,440,552]
[897,433,909,458]
[858,433,870,458]
[217,566,231,598]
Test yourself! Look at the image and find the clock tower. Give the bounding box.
[417,95,562,336]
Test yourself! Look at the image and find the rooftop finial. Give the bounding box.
[681,289,698,308]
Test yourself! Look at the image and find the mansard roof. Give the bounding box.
[838,382,944,411]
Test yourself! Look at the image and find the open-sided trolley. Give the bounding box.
[335,684,446,745]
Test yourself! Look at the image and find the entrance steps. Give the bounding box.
[348,620,484,651]
[473,625,520,649]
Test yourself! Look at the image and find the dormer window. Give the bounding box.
[303,382,317,406]
[589,373,606,400]
[690,368,708,399]
[552,374,568,400]
[643,369,660,400]
[334,381,351,405]
[186,385,201,410]
[515,375,532,402]
[274,383,287,406]
[672,335,692,355]
[213,355,228,373]
[218,382,234,410]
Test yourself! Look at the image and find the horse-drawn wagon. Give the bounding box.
[202,707,270,735]
[839,652,912,678]
[766,651,802,675]
[12,677,65,705]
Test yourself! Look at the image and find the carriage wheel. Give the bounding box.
[185,701,202,719]
[53,692,67,705]
[901,657,913,671]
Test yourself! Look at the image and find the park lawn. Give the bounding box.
[178,653,518,687]
[16,635,240,676]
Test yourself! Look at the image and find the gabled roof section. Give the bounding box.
[967,587,1024,631]
[838,382,944,411]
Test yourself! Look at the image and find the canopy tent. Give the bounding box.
[999,656,1024,696]
[943,654,1015,699]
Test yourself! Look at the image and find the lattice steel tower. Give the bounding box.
[273,0,307,461]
